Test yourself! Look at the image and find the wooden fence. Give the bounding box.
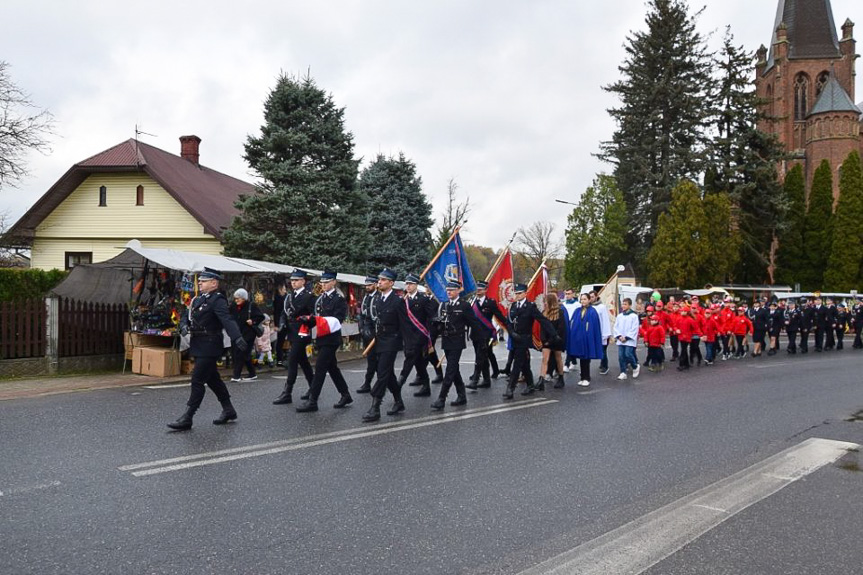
[57,298,129,357]
[0,298,129,360]
[0,299,47,360]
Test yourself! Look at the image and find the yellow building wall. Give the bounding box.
[31,173,223,270]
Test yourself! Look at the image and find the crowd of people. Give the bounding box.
[166,267,863,431]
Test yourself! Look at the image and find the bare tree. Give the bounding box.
[515,220,563,271]
[432,177,470,251]
[0,61,54,191]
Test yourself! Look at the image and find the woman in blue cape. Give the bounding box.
[567,293,603,387]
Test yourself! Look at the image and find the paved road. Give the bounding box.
[1,347,862,574]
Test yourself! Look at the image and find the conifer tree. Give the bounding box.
[710,31,786,283]
[647,181,707,288]
[801,160,834,290]
[563,174,627,286]
[358,153,433,277]
[775,164,806,286]
[223,73,370,272]
[598,0,713,266]
[824,151,863,291]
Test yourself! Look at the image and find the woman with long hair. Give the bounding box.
[538,292,568,389]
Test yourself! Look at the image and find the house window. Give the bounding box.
[65,252,92,270]
[136,185,144,206]
[793,73,809,121]
[98,185,107,206]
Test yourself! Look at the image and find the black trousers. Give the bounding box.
[471,337,491,382]
[231,341,256,379]
[371,348,401,400]
[578,358,591,382]
[285,339,314,386]
[825,327,836,349]
[786,329,798,352]
[187,355,230,409]
[835,328,845,349]
[308,345,349,401]
[670,335,679,359]
[678,341,691,367]
[734,335,746,356]
[488,344,500,376]
[689,338,702,364]
[439,348,466,399]
[720,335,731,356]
[508,346,533,387]
[400,340,429,382]
[814,328,825,351]
[276,328,287,363]
[799,329,809,352]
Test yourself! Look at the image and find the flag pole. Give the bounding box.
[484,231,517,282]
[526,258,548,289]
[420,225,461,281]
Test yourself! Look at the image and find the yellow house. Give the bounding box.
[4,136,255,270]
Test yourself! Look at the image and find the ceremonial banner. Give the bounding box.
[526,262,548,350]
[486,246,515,316]
[422,228,476,301]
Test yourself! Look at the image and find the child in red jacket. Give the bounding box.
[675,306,697,371]
[644,317,667,371]
[701,309,719,365]
[729,307,753,359]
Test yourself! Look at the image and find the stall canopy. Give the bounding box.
[51,239,406,304]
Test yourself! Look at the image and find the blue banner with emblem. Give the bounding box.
[423,229,476,301]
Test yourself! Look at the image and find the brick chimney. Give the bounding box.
[179,135,201,165]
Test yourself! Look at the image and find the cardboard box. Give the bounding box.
[139,347,181,377]
[131,347,146,374]
[124,331,173,351]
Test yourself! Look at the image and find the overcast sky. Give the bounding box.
[1,0,859,250]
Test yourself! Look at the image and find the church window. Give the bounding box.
[793,73,809,121]
[136,185,144,206]
[815,72,829,97]
[98,185,107,206]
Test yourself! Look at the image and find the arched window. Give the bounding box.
[136,185,144,206]
[815,71,830,97]
[98,185,107,207]
[794,73,809,120]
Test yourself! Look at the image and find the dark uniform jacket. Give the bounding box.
[835,310,849,331]
[508,300,555,349]
[273,290,287,329]
[181,291,242,358]
[229,300,265,343]
[768,308,784,335]
[436,297,484,351]
[373,290,408,353]
[751,307,769,332]
[401,292,437,348]
[358,292,377,344]
[801,306,815,331]
[469,296,507,342]
[814,305,829,330]
[313,289,347,348]
[784,308,802,331]
[825,304,838,327]
[284,287,315,343]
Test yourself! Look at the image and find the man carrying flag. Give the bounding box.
[398,273,438,398]
[423,226,477,302]
[467,280,507,389]
[504,283,558,399]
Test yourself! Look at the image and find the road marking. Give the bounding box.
[121,398,557,477]
[142,383,189,389]
[747,358,837,369]
[0,480,62,497]
[518,437,858,575]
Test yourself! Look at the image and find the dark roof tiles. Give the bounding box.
[767,0,841,70]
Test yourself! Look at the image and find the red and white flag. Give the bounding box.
[486,246,515,316]
[526,262,549,350]
[299,316,342,338]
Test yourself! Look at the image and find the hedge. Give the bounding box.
[0,269,68,301]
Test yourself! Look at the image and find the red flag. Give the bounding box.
[486,247,515,316]
[526,262,548,350]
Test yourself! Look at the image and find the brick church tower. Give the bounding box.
[754,0,862,201]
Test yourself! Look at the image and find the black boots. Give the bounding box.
[295,398,318,413]
[273,382,293,405]
[502,383,515,400]
[167,407,197,430]
[333,394,353,409]
[413,381,431,397]
[431,368,444,384]
[386,400,405,415]
[213,401,237,425]
[356,383,371,393]
[431,397,446,410]
[362,397,382,422]
[450,395,467,406]
[553,375,565,389]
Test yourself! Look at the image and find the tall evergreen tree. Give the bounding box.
[710,30,786,283]
[774,164,806,286]
[647,181,739,287]
[801,160,834,290]
[358,153,433,277]
[563,174,627,286]
[223,73,370,272]
[824,151,863,291]
[598,0,713,266]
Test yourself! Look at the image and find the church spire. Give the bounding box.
[766,0,841,69]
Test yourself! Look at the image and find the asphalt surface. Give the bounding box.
[1,345,862,575]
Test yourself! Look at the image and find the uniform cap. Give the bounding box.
[446,279,462,290]
[290,270,307,280]
[321,271,337,281]
[513,283,528,294]
[404,273,421,284]
[198,268,223,281]
[378,268,397,281]
[364,276,378,285]
[476,280,488,289]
